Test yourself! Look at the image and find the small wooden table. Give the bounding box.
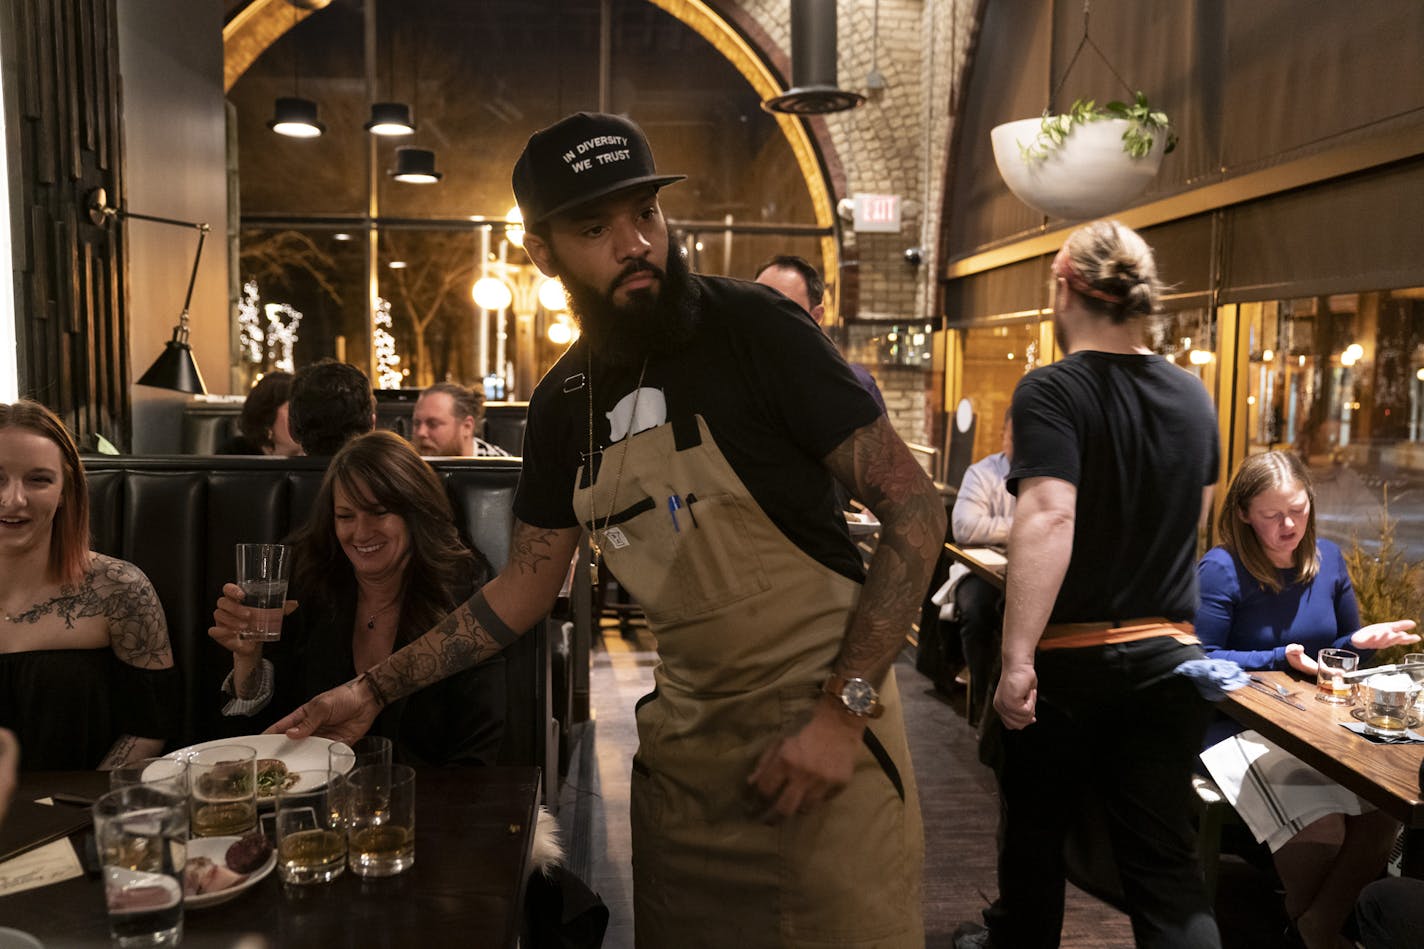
[944,542,1007,589]
[1221,670,1424,874]
[1,766,541,947]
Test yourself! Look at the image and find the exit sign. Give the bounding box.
[853,193,901,233]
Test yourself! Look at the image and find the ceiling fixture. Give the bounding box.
[763,0,865,115]
[365,101,415,136]
[87,188,210,395]
[268,7,324,138]
[391,147,442,184]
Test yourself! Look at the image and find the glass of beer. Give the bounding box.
[1315,648,1359,704]
[346,763,416,878]
[235,543,291,641]
[188,745,258,837]
[93,784,187,948]
[275,770,347,885]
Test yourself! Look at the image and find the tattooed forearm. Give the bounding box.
[366,600,503,706]
[97,735,139,770]
[823,415,947,683]
[236,663,264,700]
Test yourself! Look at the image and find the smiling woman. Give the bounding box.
[208,430,506,766]
[0,400,179,771]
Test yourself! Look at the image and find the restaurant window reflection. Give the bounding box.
[1243,288,1424,557]
[956,319,1042,461]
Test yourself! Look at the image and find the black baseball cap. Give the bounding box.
[512,112,685,224]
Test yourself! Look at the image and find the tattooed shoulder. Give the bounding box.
[90,554,174,670]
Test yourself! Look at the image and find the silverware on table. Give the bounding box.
[1247,680,1308,710]
[1249,675,1298,698]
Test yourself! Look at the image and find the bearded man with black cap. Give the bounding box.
[268,112,943,948]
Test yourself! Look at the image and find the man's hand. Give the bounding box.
[747,699,862,822]
[265,677,380,744]
[994,661,1038,729]
[1284,643,1318,675]
[1351,620,1420,651]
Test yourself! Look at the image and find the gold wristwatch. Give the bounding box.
[823,674,885,719]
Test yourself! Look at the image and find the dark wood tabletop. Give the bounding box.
[0,766,541,948]
[1220,670,1424,829]
[944,542,1007,589]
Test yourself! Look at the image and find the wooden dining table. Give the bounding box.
[944,541,1007,589]
[0,765,541,947]
[1220,670,1424,876]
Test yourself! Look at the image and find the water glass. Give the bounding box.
[109,758,189,798]
[93,785,187,948]
[346,764,416,878]
[188,744,258,838]
[235,543,291,641]
[1315,648,1359,704]
[275,770,347,885]
[1404,652,1424,715]
[328,735,392,777]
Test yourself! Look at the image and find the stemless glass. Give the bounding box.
[275,770,347,885]
[109,757,189,798]
[328,735,392,777]
[93,785,187,948]
[1404,652,1424,716]
[1315,648,1359,705]
[235,543,291,641]
[346,764,416,878]
[188,744,258,838]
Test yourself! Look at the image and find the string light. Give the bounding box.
[372,297,403,389]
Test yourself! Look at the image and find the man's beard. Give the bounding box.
[557,235,696,368]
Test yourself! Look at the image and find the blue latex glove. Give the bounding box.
[1173,658,1250,701]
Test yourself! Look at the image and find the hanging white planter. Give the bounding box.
[991,116,1167,221]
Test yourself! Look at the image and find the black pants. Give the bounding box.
[1356,877,1424,949]
[955,575,1003,719]
[984,639,1222,949]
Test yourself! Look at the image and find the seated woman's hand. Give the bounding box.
[1284,643,1318,675]
[1350,619,1420,651]
[209,582,297,659]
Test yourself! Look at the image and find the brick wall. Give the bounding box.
[722,0,974,446]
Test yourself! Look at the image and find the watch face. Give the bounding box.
[841,678,877,714]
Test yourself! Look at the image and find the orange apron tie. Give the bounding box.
[1038,617,1199,651]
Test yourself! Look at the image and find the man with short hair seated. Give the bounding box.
[288,360,375,456]
[411,382,510,458]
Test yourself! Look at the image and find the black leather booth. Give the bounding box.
[81,454,559,797]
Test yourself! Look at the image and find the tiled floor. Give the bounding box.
[566,623,1288,949]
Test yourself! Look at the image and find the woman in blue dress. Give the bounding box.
[1197,450,1418,949]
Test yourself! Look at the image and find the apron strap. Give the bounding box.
[862,730,905,802]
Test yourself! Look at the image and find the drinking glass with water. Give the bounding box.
[93,784,188,948]
[235,543,290,641]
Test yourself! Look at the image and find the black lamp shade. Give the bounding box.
[268,97,326,137]
[365,102,416,135]
[391,147,442,183]
[137,338,207,395]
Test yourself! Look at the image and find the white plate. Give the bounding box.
[845,510,881,537]
[183,836,276,910]
[165,735,352,796]
[0,928,45,949]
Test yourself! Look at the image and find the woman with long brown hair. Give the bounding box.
[1197,450,1418,948]
[0,400,178,769]
[210,430,505,764]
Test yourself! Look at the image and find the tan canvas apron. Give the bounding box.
[574,412,923,949]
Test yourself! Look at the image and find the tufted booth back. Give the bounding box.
[80,454,555,782]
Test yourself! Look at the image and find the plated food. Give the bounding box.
[166,735,348,799]
[182,834,276,909]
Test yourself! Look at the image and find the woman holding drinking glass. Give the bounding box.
[1196,450,1418,948]
[210,430,505,765]
[0,400,178,770]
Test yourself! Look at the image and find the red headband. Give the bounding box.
[1053,254,1126,306]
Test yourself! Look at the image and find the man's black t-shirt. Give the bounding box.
[514,274,881,583]
[1008,351,1219,624]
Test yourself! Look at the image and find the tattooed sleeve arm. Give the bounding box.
[821,414,947,686]
[268,521,580,741]
[94,556,175,671]
[97,735,165,770]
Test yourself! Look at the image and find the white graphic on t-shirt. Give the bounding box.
[607,387,666,442]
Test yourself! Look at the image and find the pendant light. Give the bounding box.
[391,147,442,184]
[365,24,414,135]
[268,7,325,138]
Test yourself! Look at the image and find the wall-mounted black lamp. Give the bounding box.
[88,188,210,395]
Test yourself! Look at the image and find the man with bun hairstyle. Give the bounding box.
[957,220,1223,949]
[268,112,943,947]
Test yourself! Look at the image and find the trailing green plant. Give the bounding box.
[1018,92,1178,164]
[1342,490,1424,667]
